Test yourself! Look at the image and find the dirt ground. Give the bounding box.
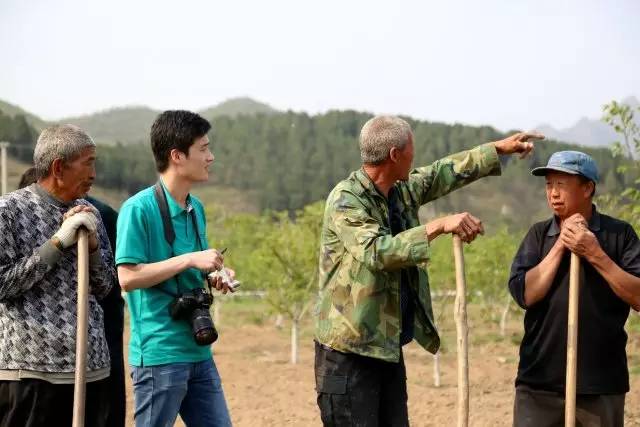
[123,304,640,427]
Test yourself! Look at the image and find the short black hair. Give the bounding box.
[150,110,211,172]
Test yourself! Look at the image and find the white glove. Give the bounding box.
[53,211,98,249]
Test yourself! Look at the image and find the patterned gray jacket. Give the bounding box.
[0,184,114,373]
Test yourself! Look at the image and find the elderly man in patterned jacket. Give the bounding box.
[0,124,115,427]
[314,115,543,426]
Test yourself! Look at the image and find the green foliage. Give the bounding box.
[95,142,157,194]
[255,202,323,320]
[0,111,39,163]
[464,228,523,301]
[428,229,521,293]
[0,99,47,130]
[61,106,160,145]
[207,201,324,321]
[598,100,640,229]
[427,228,523,323]
[211,111,627,227]
[56,98,277,146]
[0,101,630,229]
[602,101,640,159]
[425,235,456,293]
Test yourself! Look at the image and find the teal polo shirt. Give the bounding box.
[115,182,212,367]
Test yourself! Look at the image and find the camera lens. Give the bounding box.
[190,308,218,345]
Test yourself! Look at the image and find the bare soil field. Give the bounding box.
[124,301,640,426]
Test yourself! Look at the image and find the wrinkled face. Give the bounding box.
[175,135,214,182]
[394,133,414,181]
[61,146,96,199]
[545,171,593,219]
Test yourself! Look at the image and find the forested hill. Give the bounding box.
[208,111,628,226]
[0,103,630,228]
[59,97,278,145]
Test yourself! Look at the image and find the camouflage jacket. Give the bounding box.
[315,143,501,362]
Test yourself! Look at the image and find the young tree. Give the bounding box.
[600,100,640,326]
[217,202,324,363]
[254,202,323,363]
[428,227,522,335]
[599,100,640,228]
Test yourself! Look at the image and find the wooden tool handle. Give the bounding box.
[565,252,580,427]
[73,230,89,427]
[453,236,469,427]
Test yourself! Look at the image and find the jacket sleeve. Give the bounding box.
[330,189,430,271]
[87,212,115,300]
[405,142,501,206]
[0,204,52,300]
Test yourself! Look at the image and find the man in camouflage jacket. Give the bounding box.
[314,115,543,426]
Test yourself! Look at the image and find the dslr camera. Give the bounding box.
[169,288,218,345]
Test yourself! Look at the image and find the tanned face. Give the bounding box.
[545,171,594,219]
[61,146,96,199]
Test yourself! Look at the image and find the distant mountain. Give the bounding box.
[0,96,278,145]
[198,97,277,120]
[537,96,639,147]
[1,95,636,148]
[56,97,278,145]
[0,100,47,130]
[59,106,160,145]
[0,96,632,223]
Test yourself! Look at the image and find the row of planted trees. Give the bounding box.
[203,99,640,364]
[206,198,527,364]
[206,202,324,363]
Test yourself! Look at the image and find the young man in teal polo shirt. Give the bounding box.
[116,110,234,426]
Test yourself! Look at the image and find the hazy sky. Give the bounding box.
[1,0,638,131]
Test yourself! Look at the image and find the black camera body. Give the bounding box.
[169,288,218,346]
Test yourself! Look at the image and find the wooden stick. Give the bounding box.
[433,352,441,387]
[565,253,580,427]
[291,318,299,364]
[453,236,469,427]
[0,142,8,196]
[72,230,89,427]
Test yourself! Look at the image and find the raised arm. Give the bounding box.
[406,132,543,206]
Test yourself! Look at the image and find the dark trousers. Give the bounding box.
[0,378,110,427]
[314,341,409,427]
[513,385,625,427]
[100,293,126,427]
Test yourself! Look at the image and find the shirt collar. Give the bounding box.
[355,168,390,201]
[547,204,601,236]
[30,183,76,209]
[159,179,193,218]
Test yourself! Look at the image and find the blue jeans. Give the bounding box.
[131,358,232,427]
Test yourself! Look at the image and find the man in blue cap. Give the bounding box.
[508,151,640,426]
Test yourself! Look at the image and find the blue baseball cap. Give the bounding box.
[531,151,599,183]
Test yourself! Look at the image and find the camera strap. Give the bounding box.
[153,181,208,297]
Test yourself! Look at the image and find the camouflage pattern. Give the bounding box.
[315,142,501,362]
